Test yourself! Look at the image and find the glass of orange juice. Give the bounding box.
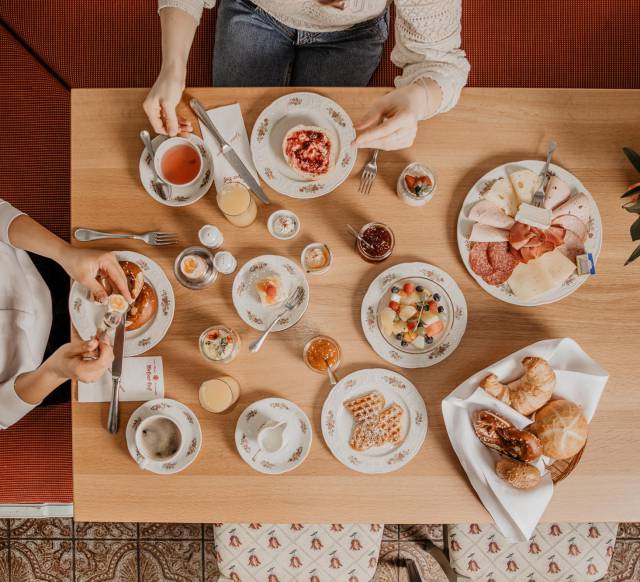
[216,182,257,227]
[199,376,241,413]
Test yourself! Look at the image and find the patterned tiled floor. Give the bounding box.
[1,519,639,581]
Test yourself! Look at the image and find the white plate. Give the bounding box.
[361,263,467,368]
[457,160,603,306]
[235,398,312,475]
[69,251,175,356]
[321,368,428,474]
[138,134,214,207]
[232,255,309,331]
[126,399,202,475]
[250,92,357,199]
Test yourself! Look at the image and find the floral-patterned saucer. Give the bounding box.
[138,133,214,207]
[126,399,202,475]
[321,368,428,474]
[69,251,175,356]
[235,398,312,475]
[361,262,467,369]
[232,255,310,332]
[250,92,357,199]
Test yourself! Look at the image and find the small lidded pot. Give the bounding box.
[397,162,436,206]
[199,325,240,364]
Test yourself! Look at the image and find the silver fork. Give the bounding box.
[74,228,178,246]
[249,286,305,353]
[532,140,557,208]
[359,149,379,196]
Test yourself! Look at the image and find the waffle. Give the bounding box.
[344,392,404,452]
[343,391,385,424]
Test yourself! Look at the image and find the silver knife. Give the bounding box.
[107,318,126,434]
[189,97,271,205]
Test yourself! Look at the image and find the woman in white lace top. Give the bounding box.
[144,0,469,151]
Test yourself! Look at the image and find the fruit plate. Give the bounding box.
[361,263,467,369]
[457,160,603,306]
[69,251,175,356]
[321,368,428,474]
[232,255,310,332]
[250,92,356,199]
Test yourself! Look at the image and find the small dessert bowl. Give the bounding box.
[268,210,301,241]
[301,242,333,275]
[199,325,241,364]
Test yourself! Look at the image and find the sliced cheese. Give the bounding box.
[507,249,576,300]
[508,169,541,204]
[482,177,519,217]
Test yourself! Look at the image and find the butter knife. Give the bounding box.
[189,97,271,205]
[107,317,126,434]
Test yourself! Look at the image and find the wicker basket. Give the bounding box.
[547,442,585,484]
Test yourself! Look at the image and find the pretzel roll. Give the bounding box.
[472,409,542,462]
[126,282,157,332]
[120,261,144,300]
[496,459,541,489]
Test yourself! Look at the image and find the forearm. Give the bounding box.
[159,7,198,81]
[14,360,67,406]
[417,78,443,119]
[7,214,70,265]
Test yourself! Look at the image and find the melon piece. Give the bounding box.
[399,305,418,322]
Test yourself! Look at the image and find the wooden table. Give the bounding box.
[71,87,640,523]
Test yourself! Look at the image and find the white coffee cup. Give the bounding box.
[135,414,184,469]
[154,137,204,188]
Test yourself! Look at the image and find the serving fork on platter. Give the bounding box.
[358,149,379,196]
[249,286,305,353]
[74,228,178,246]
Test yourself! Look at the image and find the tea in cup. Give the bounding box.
[135,414,183,468]
[154,137,203,188]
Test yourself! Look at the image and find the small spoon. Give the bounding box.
[324,358,338,386]
[139,130,172,201]
[346,224,375,250]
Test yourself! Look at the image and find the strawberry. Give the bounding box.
[405,175,418,191]
[407,321,417,331]
[389,300,400,312]
[266,284,277,298]
[403,282,415,294]
[428,300,438,313]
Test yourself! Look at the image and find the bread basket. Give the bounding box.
[548,442,586,484]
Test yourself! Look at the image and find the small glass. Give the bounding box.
[303,335,341,374]
[356,222,395,263]
[199,325,241,364]
[199,376,241,413]
[216,182,258,227]
[397,162,436,207]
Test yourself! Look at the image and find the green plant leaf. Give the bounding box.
[621,183,640,198]
[623,199,640,213]
[632,216,640,241]
[623,147,640,173]
[625,243,640,265]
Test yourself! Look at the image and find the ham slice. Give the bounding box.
[551,193,591,223]
[544,175,572,209]
[468,199,515,229]
[469,223,510,242]
[543,225,566,247]
[552,214,588,242]
[510,223,536,250]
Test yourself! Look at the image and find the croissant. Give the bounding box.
[480,357,555,416]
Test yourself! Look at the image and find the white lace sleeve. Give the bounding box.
[157,0,216,25]
[392,0,470,116]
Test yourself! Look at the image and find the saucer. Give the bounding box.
[126,399,202,475]
[139,134,214,207]
[235,398,312,475]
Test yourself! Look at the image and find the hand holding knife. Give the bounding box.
[189,97,271,205]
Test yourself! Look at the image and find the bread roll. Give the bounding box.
[529,399,587,460]
[126,282,157,332]
[496,459,541,489]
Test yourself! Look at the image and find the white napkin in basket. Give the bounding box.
[199,103,260,194]
[442,338,608,542]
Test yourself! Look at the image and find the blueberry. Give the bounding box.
[395,333,403,340]
[433,293,441,301]
[416,285,424,292]
[391,286,400,294]
[438,305,445,313]
[426,336,434,344]
[401,340,408,347]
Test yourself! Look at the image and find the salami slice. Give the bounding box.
[469,242,493,277]
[487,241,518,272]
[483,268,513,286]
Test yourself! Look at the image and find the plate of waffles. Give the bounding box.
[321,368,428,474]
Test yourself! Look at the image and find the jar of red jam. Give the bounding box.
[356,222,395,263]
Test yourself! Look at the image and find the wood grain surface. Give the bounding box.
[71,87,640,523]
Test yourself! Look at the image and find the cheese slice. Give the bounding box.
[507,249,576,300]
[482,177,519,217]
[508,169,541,204]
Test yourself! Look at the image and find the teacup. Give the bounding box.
[135,413,184,469]
[154,137,203,188]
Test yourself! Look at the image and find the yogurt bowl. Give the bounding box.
[268,210,301,240]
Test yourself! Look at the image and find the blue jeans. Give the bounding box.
[213,0,389,86]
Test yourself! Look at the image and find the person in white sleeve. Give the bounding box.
[144,0,470,151]
[0,200,133,430]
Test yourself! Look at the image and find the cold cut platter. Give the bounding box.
[457,160,602,306]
